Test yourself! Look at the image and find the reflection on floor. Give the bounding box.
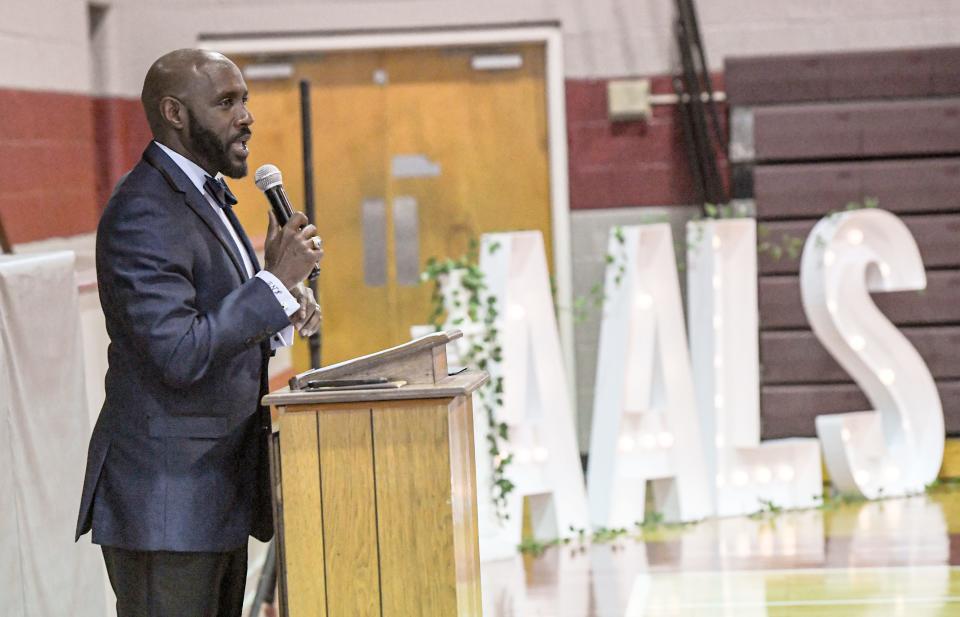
[480,487,960,616]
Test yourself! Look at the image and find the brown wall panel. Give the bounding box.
[740,47,960,440]
[829,52,938,101]
[752,99,960,162]
[753,158,960,220]
[726,54,830,106]
[761,380,960,439]
[759,270,960,329]
[726,47,960,106]
[753,161,861,219]
[758,213,960,275]
[932,48,960,96]
[760,326,960,384]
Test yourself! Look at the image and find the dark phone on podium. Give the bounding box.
[305,378,389,389]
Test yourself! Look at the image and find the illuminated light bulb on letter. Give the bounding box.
[732,470,749,486]
[714,394,724,409]
[657,431,675,448]
[847,229,864,245]
[777,464,795,482]
[508,304,526,321]
[824,250,836,266]
[879,369,895,386]
[618,435,635,452]
[641,433,657,450]
[879,262,891,277]
[716,474,726,488]
[713,314,723,329]
[714,355,723,369]
[533,447,549,463]
[849,335,866,351]
[841,428,852,442]
[854,469,871,486]
[634,293,653,310]
[715,433,726,448]
[712,275,722,290]
[516,448,533,464]
[712,235,722,250]
[754,466,773,484]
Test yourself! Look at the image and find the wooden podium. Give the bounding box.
[262,331,486,617]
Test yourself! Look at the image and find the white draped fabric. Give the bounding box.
[0,252,106,617]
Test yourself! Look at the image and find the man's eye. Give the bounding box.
[220,98,233,107]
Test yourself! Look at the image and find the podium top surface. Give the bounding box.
[286,330,462,391]
[263,369,488,407]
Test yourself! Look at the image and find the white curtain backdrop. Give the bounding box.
[0,252,106,617]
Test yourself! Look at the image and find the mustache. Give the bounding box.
[231,130,252,144]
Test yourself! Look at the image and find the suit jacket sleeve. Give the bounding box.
[98,193,291,389]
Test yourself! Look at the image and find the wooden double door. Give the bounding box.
[230,45,553,369]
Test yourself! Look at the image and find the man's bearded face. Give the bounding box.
[187,107,249,179]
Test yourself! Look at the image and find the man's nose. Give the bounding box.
[238,106,254,127]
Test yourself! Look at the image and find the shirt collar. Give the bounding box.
[154,141,221,195]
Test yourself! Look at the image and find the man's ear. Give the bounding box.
[159,96,185,131]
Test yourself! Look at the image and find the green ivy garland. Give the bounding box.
[571,225,628,323]
[422,239,514,521]
[812,197,879,250]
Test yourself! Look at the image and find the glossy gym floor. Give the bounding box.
[480,487,960,616]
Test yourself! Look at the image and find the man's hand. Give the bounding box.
[290,284,321,337]
[264,211,323,290]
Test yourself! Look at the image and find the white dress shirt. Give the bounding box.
[155,142,298,348]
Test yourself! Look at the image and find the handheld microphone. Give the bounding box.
[255,164,320,282]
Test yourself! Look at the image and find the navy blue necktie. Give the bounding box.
[203,175,238,210]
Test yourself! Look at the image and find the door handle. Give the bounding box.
[393,196,420,286]
[362,198,387,287]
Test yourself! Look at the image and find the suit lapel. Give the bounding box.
[226,206,262,273]
[143,143,249,282]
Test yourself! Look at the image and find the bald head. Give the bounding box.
[140,49,253,178]
[141,49,234,137]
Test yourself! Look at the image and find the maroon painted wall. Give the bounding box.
[0,89,150,244]
[565,74,727,209]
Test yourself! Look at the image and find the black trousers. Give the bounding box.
[101,544,248,617]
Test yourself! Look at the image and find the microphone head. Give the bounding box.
[254,164,283,191]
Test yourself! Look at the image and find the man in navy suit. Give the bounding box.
[75,49,323,616]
